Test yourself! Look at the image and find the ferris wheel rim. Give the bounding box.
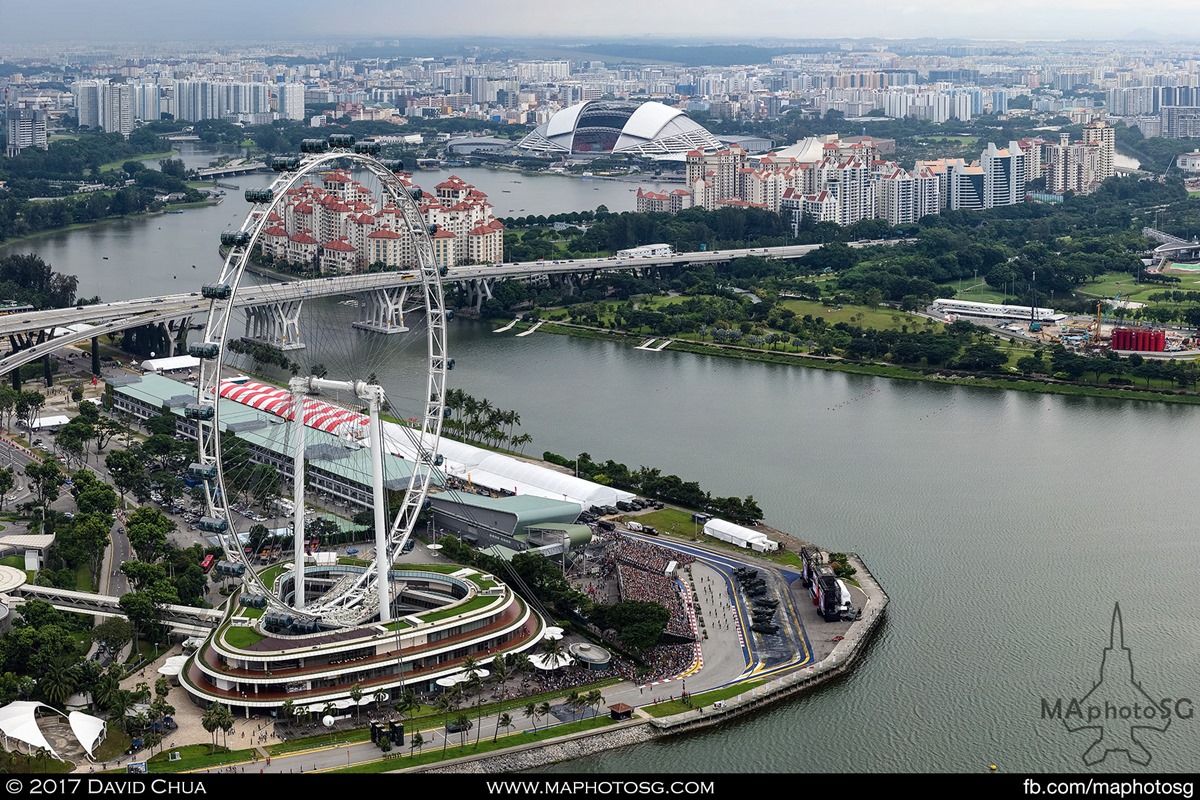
[192,148,448,624]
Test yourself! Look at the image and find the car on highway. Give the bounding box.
[445,719,472,733]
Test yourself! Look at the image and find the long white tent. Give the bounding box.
[703,518,778,552]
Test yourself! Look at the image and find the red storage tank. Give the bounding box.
[1138,330,1149,351]
[1121,329,1131,350]
[1156,330,1166,351]
[1115,328,1127,350]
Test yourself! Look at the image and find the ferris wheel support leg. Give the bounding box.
[291,389,307,612]
[370,397,391,623]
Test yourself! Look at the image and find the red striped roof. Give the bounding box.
[219,380,369,435]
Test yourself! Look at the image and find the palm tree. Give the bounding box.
[540,636,566,671]
[350,683,364,721]
[373,689,387,711]
[201,704,223,754]
[494,712,512,743]
[393,688,418,724]
[488,655,509,701]
[409,730,424,758]
[585,689,605,719]
[566,690,583,721]
[435,689,460,755]
[510,653,532,686]
[216,704,235,749]
[453,712,471,747]
[536,701,552,731]
[279,698,295,728]
[524,701,538,731]
[92,669,121,713]
[39,657,79,707]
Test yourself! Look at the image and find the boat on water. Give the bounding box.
[166,210,185,215]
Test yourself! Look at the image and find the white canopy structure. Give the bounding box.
[0,701,62,758]
[158,655,189,677]
[139,355,200,373]
[529,652,574,671]
[542,626,565,641]
[68,711,106,759]
[379,423,634,507]
[703,518,778,552]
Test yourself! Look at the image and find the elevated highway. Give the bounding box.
[0,239,900,377]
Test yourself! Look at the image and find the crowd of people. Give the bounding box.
[614,562,693,639]
[611,534,696,575]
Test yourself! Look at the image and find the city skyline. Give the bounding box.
[2,0,1200,44]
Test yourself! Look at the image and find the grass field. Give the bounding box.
[1074,271,1167,302]
[335,716,616,774]
[634,509,804,567]
[146,744,253,773]
[223,625,265,648]
[777,299,940,332]
[919,135,979,145]
[643,680,766,717]
[98,150,177,172]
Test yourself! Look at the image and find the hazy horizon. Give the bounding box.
[1,0,1199,46]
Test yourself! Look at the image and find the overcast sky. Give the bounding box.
[0,0,1197,44]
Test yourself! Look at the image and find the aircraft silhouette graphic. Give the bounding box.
[1064,603,1169,766]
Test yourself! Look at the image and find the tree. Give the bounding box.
[201,703,224,753]
[524,701,538,731]
[536,701,552,730]
[393,688,418,723]
[494,712,512,743]
[0,467,13,511]
[106,448,147,505]
[435,687,461,755]
[92,617,133,658]
[38,657,79,706]
[25,458,64,510]
[409,730,424,758]
[349,683,364,721]
[118,590,159,645]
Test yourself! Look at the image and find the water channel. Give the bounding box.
[2,144,1198,773]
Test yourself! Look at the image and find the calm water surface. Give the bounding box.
[4,145,1198,773]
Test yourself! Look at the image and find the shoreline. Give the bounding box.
[528,319,1200,407]
[409,552,888,774]
[0,200,220,252]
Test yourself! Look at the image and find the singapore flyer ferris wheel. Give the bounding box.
[187,136,450,628]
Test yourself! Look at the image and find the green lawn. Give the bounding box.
[223,625,265,648]
[1074,271,1165,303]
[334,715,616,773]
[643,680,766,717]
[919,135,979,145]
[417,594,498,623]
[777,299,941,332]
[951,283,1009,303]
[146,744,254,773]
[98,150,177,172]
[634,509,805,567]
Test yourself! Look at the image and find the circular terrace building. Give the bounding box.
[518,100,722,157]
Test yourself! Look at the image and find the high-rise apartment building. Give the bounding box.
[277,83,306,121]
[73,80,103,129]
[981,142,1026,208]
[5,103,48,157]
[102,82,133,138]
[1081,121,1114,181]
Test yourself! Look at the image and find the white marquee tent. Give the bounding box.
[703,518,778,552]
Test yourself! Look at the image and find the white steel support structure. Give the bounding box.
[194,143,448,627]
[352,286,410,334]
[290,387,307,610]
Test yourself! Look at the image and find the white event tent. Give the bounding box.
[703,518,778,552]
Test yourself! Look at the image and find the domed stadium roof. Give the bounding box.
[519,100,722,157]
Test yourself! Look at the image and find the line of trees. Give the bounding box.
[543,450,763,524]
